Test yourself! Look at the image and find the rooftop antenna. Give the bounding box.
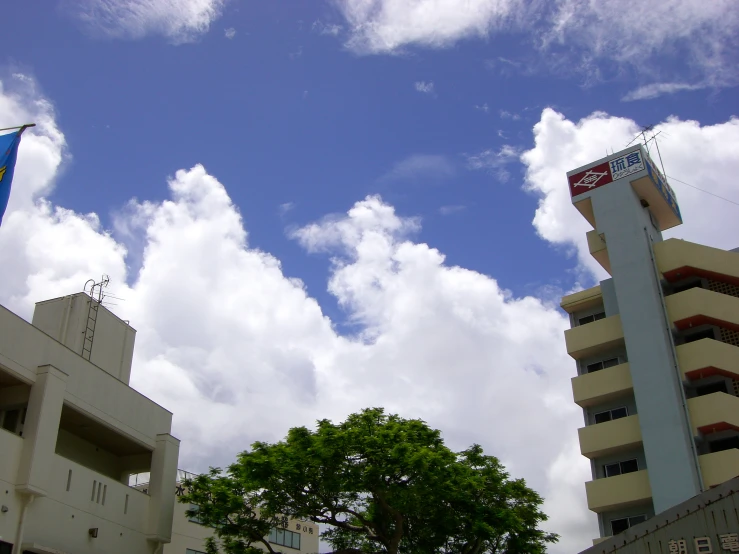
[625,124,656,155]
[81,275,110,361]
[643,129,669,181]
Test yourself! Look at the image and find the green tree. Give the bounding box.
[180,408,557,554]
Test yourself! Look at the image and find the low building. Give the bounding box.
[161,471,320,554]
[0,292,180,554]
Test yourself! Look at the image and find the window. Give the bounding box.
[683,329,716,344]
[695,381,728,397]
[610,515,646,535]
[269,527,301,550]
[594,407,628,424]
[188,504,204,525]
[604,459,638,478]
[0,407,25,436]
[578,312,606,326]
[586,358,620,373]
[709,436,739,453]
[0,541,11,554]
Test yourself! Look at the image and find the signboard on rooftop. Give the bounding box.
[568,149,644,197]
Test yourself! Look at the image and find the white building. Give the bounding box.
[162,471,321,554]
[0,292,180,554]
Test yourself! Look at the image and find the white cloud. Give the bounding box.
[279,202,295,216]
[379,154,455,184]
[224,27,236,39]
[475,103,490,113]
[622,82,707,101]
[500,109,521,120]
[66,0,225,43]
[337,0,515,54]
[414,80,435,95]
[312,19,343,36]
[545,0,739,86]
[521,108,739,278]
[466,145,521,182]
[439,204,466,215]
[333,0,739,85]
[1,77,594,552]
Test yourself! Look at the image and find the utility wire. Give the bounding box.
[666,175,739,208]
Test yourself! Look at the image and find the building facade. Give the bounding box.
[579,476,739,554]
[560,145,739,543]
[0,293,180,554]
[162,471,320,554]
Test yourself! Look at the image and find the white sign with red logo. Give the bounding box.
[568,149,644,197]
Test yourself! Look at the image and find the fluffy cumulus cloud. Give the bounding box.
[66,0,225,43]
[0,77,594,551]
[521,108,739,280]
[334,0,739,88]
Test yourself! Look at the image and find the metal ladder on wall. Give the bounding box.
[82,275,109,361]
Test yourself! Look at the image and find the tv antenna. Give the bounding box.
[626,124,669,181]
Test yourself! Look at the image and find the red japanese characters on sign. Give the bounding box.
[568,161,613,197]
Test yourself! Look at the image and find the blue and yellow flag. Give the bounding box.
[0,129,23,225]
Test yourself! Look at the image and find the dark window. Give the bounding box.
[594,406,628,424]
[0,541,11,554]
[673,281,703,294]
[579,312,606,325]
[610,515,647,536]
[696,382,728,396]
[611,518,629,535]
[683,329,716,344]
[604,459,638,478]
[1,409,20,433]
[586,358,620,373]
[709,436,739,453]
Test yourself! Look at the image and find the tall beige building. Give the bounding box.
[560,145,739,543]
[0,292,180,554]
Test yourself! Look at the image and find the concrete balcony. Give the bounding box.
[572,362,633,408]
[677,339,739,381]
[700,449,739,488]
[688,392,739,435]
[565,315,625,360]
[0,427,23,482]
[587,230,612,275]
[22,454,153,552]
[578,414,642,459]
[665,287,739,332]
[585,469,652,513]
[655,238,739,286]
[561,284,603,314]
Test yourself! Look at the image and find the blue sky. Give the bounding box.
[2,1,739,551]
[6,1,737,318]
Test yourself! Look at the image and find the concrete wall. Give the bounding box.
[588,176,702,513]
[1,304,171,449]
[33,294,136,384]
[0,298,179,553]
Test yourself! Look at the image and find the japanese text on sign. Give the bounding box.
[610,150,644,181]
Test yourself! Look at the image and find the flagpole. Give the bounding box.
[0,123,36,133]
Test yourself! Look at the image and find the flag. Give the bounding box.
[0,129,23,225]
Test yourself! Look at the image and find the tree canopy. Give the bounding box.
[179,408,558,554]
